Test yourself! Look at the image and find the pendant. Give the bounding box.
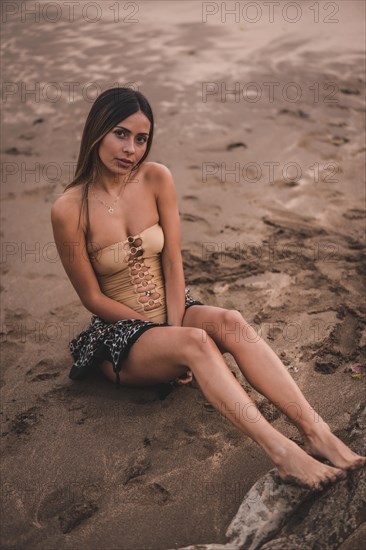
[108,207,114,213]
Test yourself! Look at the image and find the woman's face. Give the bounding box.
[98,110,151,177]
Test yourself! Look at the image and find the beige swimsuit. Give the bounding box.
[89,222,167,324]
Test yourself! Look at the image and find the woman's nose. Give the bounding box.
[123,137,135,154]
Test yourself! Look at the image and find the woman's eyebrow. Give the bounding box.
[115,125,149,136]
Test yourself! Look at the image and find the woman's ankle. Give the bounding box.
[258,433,297,466]
[298,418,331,440]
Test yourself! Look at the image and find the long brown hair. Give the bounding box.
[64,87,154,244]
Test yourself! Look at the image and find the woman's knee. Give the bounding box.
[181,327,218,362]
[221,309,261,345]
[224,308,244,324]
[209,309,258,349]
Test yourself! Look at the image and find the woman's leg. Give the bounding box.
[182,306,366,472]
[99,325,347,490]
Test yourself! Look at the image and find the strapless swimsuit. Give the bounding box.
[68,222,204,387]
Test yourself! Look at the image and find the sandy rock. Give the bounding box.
[171,405,366,550]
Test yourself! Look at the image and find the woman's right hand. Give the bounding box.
[173,369,193,385]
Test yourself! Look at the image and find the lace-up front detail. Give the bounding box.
[123,234,162,312]
[89,223,166,323]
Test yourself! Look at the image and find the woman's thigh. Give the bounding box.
[99,325,204,387]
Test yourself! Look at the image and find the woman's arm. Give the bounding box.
[155,164,187,327]
[51,195,153,323]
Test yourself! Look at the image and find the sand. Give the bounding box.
[1,1,365,548]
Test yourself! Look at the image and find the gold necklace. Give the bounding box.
[90,181,127,214]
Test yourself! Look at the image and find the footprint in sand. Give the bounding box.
[145,482,171,504]
[262,212,328,239]
[152,422,222,462]
[278,108,311,120]
[123,454,151,486]
[37,480,99,532]
[3,192,16,200]
[26,359,60,383]
[59,501,99,534]
[298,131,350,152]
[4,146,34,156]
[340,87,360,95]
[182,194,199,201]
[181,212,207,223]
[328,311,362,359]
[22,183,58,203]
[329,135,350,147]
[59,502,99,533]
[226,142,247,151]
[314,351,342,374]
[122,478,173,506]
[328,121,347,128]
[342,209,365,221]
[2,405,42,437]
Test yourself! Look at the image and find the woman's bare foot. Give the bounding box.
[273,439,347,490]
[301,421,366,471]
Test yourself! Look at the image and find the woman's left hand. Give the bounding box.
[173,369,193,385]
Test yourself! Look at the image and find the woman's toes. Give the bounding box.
[353,456,366,469]
[313,480,324,491]
[338,468,348,480]
[317,467,343,487]
[330,472,342,483]
[341,455,365,471]
[321,476,333,487]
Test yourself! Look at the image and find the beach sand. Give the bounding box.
[1,1,365,548]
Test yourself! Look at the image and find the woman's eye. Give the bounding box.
[114,130,125,138]
[114,131,147,144]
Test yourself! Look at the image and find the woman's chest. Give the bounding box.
[87,180,159,253]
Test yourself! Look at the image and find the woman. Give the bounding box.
[51,87,365,491]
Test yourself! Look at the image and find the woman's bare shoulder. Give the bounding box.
[141,162,174,196]
[138,162,174,201]
[142,161,173,180]
[51,184,84,224]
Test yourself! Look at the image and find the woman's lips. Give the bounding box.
[116,158,133,167]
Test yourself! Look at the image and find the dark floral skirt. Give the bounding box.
[68,287,204,388]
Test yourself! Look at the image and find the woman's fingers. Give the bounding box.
[175,369,193,384]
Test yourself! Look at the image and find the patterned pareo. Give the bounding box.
[68,287,204,388]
